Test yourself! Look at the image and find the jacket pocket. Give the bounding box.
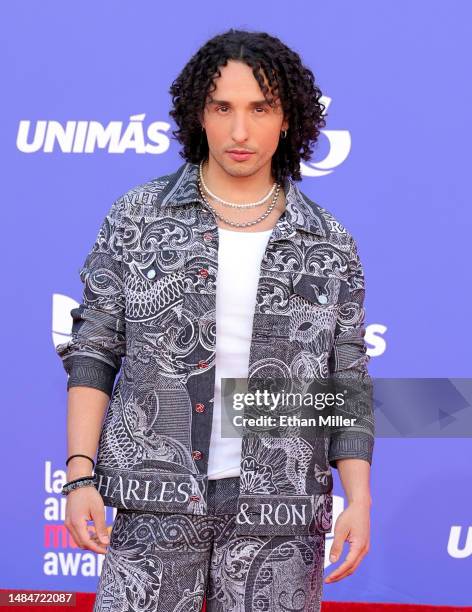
[289,274,349,355]
[292,273,350,307]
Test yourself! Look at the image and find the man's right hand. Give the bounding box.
[64,486,110,555]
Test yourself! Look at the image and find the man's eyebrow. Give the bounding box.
[208,99,272,106]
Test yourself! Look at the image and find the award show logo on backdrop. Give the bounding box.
[43,461,116,577]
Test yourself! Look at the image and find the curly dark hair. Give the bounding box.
[168,29,327,184]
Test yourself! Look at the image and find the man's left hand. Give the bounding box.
[324,500,371,583]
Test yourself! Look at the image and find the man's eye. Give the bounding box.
[215,106,267,113]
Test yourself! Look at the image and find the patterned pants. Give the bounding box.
[94,477,326,612]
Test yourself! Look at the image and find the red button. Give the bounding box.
[192,450,202,460]
[195,403,205,413]
[197,360,208,369]
[199,268,209,278]
[190,495,200,502]
[203,232,212,242]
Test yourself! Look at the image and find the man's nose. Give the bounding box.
[230,115,250,142]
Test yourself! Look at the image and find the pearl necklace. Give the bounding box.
[199,160,276,208]
[197,176,281,228]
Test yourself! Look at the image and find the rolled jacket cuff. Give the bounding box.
[328,432,374,469]
[64,355,117,398]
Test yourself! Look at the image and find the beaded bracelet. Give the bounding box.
[61,475,97,496]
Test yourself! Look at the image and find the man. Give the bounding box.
[57,29,374,612]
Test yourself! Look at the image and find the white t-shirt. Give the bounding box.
[207,226,273,480]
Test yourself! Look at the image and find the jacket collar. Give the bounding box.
[156,161,328,238]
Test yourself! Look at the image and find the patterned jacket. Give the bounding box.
[56,161,374,536]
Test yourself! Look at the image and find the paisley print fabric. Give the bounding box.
[93,477,326,612]
[56,161,374,536]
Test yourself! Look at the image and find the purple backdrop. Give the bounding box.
[1,0,471,606]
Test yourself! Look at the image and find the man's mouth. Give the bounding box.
[226,150,254,161]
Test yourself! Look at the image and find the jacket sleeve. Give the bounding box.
[55,195,127,398]
[327,235,375,469]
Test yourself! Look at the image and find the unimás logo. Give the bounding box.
[17,114,171,154]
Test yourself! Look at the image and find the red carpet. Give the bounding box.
[0,590,470,611]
